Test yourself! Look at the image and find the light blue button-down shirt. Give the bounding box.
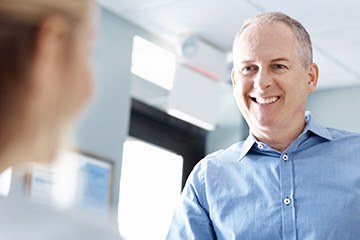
[167,112,360,239]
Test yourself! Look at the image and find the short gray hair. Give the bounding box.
[233,12,313,69]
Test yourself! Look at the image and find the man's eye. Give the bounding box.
[272,64,288,72]
[240,66,258,75]
[274,64,285,68]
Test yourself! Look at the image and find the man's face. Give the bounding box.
[232,22,318,138]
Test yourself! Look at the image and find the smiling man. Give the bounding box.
[167,12,360,240]
[231,13,318,153]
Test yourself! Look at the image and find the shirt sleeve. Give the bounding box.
[166,162,216,239]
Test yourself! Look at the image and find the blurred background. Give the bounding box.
[3,0,360,239]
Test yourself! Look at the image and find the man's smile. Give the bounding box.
[250,96,280,105]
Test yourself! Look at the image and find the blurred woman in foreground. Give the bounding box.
[0,0,120,239]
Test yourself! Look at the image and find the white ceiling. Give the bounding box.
[98,0,360,90]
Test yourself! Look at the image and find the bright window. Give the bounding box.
[0,167,12,196]
[131,35,176,90]
[118,137,183,239]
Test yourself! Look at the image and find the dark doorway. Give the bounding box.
[128,98,207,188]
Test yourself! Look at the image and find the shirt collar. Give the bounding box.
[303,111,333,141]
[238,133,257,161]
[238,111,333,161]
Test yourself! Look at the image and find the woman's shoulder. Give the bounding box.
[0,196,121,240]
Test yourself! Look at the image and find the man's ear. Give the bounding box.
[231,68,239,98]
[231,68,236,87]
[307,63,319,93]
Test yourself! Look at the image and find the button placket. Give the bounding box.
[279,151,296,238]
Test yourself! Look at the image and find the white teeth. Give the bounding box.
[256,96,279,104]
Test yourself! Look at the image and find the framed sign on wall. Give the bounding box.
[26,149,113,217]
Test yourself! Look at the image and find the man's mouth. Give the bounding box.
[250,96,280,105]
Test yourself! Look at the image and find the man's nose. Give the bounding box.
[253,69,272,91]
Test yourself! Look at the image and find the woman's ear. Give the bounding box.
[307,63,319,93]
[31,15,70,89]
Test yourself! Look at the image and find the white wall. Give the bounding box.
[307,86,360,133]
[205,84,246,154]
[74,7,135,218]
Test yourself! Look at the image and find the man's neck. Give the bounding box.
[251,120,306,152]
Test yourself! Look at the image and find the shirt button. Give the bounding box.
[282,154,289,161]
[283,197,291,205]
[257,143,264,149]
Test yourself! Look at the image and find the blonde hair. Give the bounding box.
[0,0,90,23]
[233,12,313,69]
[0,0,91,162]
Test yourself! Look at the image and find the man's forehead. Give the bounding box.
[234,22,296,62]
[240,22,294,41]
